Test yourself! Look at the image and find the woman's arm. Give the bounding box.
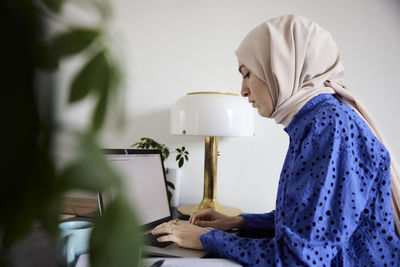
[239,210,275,237]
[189,208,275,235]
[189,209,245,231]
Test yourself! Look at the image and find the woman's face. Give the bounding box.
[239,63,274,117]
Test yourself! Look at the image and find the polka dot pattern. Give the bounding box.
[200,94,400,266]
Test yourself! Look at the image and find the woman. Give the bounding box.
[152,15,400,266]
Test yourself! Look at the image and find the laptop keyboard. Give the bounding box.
[145,233,174,248]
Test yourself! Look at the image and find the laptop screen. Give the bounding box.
[102,149,172,228]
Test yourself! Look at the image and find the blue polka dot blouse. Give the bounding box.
[200,94,400,266]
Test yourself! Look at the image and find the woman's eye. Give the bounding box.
[244,72,250,79]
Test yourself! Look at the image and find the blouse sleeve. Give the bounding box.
[200,111,384,266]
[240,210,275,236]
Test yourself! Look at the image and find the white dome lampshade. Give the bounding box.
[171,92,255,137]
[170,92,255,216]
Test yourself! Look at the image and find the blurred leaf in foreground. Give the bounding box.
[69,50,109,103]
[42,0,66,13]
[52,28,100,58]
[61,133,121,192]
[92,84,108,132]
[90,195,143,267]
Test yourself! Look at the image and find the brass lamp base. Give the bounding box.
[177,203,242,216]
[180,136,242,217]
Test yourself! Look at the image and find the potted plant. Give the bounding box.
[131,137,189,206]
[3,0,144,265]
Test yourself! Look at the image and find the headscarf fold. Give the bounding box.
[235,14,400,234]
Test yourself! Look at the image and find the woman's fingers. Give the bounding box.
[189,210,207,224]
[189,209,214,224]
[153,221,209,249]
[157,233,179,244]
[152,221,173,235]
[189,213,197,224]
[194,219,215,228]
[151,222,165,234]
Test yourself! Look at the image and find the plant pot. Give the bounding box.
[166,168,182,207]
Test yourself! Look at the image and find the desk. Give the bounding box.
[1,225,57,267]
[2,198,97,267]
[3,224,240,267]
[0,207,187,267]
[2,208,241,266]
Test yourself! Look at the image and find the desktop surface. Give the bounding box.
[3,208,191,266]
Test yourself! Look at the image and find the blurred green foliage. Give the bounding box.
[1,0,142,266]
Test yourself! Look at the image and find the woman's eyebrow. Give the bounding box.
[238,65,245,74]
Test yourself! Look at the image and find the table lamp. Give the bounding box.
[170,92,255,216]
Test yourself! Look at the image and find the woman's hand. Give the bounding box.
[189,209,245,231]
[151,219,209,249]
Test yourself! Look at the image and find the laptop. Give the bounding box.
[99,149,207,258]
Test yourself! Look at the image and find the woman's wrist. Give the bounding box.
[231,215,245,230]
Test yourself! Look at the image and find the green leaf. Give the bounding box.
[42,0,66,13]
[176,154,181,161]
[154,144,162,150]
[52,28,100,58]
[131,142,141,147]
[90,195,143,267]
[184,155,188,161]
[166,180,175,190]
[91,84,108,132]
[181,146,186,151]
[176,148,182,153]
[62,159,115,192]
[69,50,109,103]
[178,158,184,168]
[163,148,170,161]
[151,141,159,148]
[61,134,120,192]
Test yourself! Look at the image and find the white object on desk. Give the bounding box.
[165,168,182,207]
[76,254,242,267]
[142,257,242,267]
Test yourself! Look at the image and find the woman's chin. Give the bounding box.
[257,108,273,118]
[257,109,267,117]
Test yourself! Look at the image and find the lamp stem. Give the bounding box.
[197,136,222,211]
[202,136,218,205]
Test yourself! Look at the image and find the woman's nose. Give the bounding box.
[241,80,249,97]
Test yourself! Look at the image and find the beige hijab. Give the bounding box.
[235,14,400,234]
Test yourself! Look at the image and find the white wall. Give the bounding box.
[57,0,400,213]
